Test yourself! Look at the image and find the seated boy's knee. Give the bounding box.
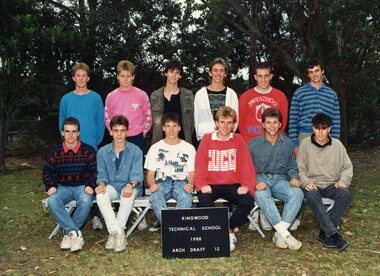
[337,188,351,202]
[293,188,304,200]
[78,194,93,207]
[47,195,58,208]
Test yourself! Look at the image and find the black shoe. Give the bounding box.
[149,220,161,232]
[318,231,337,248]
[330,233,350,251]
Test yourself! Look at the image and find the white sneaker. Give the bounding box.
[137,217,148,231]
[284,233,302,250]
[70,231,84,252]
[114,232,126,252]
[92,216,103,230]
[273,232,288,249]
[105,234,116,250]
[289,219,301,231]
[248,210,259,231]
[60,235,73,250]
[233,226,239,233]
[229,233,237,251]
[260,212,273,231]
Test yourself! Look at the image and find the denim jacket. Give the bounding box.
[150,87,194,145]
[248,134,299,182]
[96,142,144,193]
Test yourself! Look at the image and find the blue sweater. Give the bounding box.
[288,83,340,147]
[59,91,105,150]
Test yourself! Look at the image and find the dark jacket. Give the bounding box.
[150,87,194,145]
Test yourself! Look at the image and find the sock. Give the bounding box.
[283,222,291,229]
[68,230,78,238]
[273,221,290,239]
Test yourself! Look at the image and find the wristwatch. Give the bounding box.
[129,182,136,188]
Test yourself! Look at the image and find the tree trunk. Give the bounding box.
[330,74,348,146]
[0,113,9,173]
[248,1,257,88]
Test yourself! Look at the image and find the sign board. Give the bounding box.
[161,207,230,259]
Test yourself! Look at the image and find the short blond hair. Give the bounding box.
[72,62,90,76]
[215,106,237,126]
[117,60,135,75]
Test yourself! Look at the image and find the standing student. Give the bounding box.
[289,59,341,154]
[239,62,288,143]
[150,59,194,145]
[194,57,239,141]
[59,62,105,230]
[104,60,152,153]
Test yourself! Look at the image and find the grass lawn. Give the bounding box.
[0,146,379,275]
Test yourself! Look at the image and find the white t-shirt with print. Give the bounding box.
[144,140,196,182]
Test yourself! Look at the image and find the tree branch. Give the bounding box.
[45,0,80,21]
[227,0,304,79]
[200,0,251,36]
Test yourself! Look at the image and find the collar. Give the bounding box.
[306,82,326,91]
[63,140,81,153]
[311,134,332,148]
[211,131,233,141]
[107,141,128,154]
[259,134,284,144]
[254,86,272,94]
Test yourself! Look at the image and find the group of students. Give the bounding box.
[43,57,353,253]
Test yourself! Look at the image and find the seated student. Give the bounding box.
[194,106,256,251]
[145,112,195,226]
[95,115,144,252]
[297,113,353,251]
[248,108,304,250]
[43,117,96,252]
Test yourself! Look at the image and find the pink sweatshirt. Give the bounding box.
[104,87,152,137]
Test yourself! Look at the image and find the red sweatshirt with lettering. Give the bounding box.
[238,87,288,143]
[194,132,257,195]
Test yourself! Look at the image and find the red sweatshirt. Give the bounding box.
[194,132,257,195]
[239,87,288,143]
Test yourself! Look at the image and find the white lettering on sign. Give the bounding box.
[168,227,196,232]
[190,247,206,252]
[202,225,222,231]
[182,215,209,221]
[172,248,186,253]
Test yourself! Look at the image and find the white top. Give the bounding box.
[193,86,239,141]
[144,140,196,182]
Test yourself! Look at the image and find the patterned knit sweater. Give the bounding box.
[42,142,97,191]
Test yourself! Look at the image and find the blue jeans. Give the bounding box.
[304,184,351,237]
[149,180,193,223]
[254,174,304,226]
[48,185,93,234]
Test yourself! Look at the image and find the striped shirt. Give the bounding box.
[288,83,340,147]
